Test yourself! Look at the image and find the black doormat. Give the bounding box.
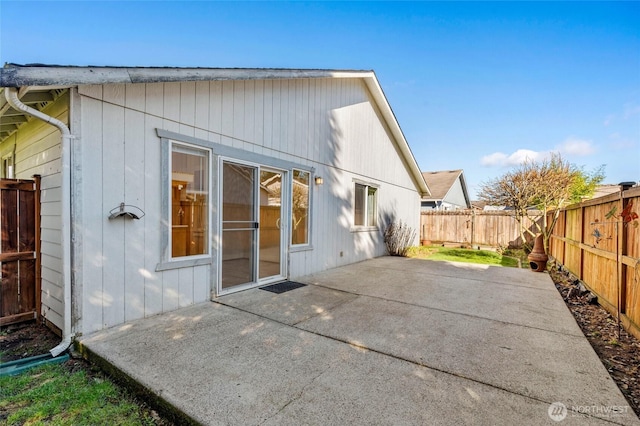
[260,281,307,294]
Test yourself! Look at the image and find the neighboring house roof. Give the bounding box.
[589,184,623,200]
[470,201,487,210]
[421,169,470,208]
[0,63,430,196]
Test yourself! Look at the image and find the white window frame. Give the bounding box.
[352,180,378,231]
[156,139,213,272]
[291,169,311,247]
[2,153,14,179]
[169,140,212,261]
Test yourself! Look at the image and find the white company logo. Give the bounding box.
[548,402,568,422]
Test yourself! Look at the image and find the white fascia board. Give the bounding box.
[362,75,430,197]
[458,172,472,208]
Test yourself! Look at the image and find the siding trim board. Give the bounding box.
[156,129,315,174]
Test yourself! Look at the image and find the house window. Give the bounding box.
[170,143,210,258]
[354,183,377,227]
[2,154,14,179]
[291,169,310,245]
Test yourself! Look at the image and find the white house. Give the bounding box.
[0,64,429,353]
[420,169,470,211]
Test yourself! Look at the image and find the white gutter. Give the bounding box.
[5,87,74,357]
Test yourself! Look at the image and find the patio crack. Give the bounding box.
[258,365,330,425]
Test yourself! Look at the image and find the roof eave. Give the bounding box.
[0,64,374,88]
[1,65,431,197]
[362,74,430,197]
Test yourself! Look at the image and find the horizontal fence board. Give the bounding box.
[0,251,36,262]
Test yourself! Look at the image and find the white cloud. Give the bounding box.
[480,152,508,166]
[556,137,595,156]
[480,137,597,168]
[624,104,640,120]
[480,149,545,167]
[604,103,640,126]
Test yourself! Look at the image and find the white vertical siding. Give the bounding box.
[75,76,420,334]
[101,101,126,329]
[124,107,146,321]
[2,92,69,331]
[143,113,163,317]
[79,92,104,332]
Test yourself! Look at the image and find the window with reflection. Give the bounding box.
[354,183,377,227]
[291,170,310,245]
[171,144,209,258]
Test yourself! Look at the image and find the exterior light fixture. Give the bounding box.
[315,176,324,185]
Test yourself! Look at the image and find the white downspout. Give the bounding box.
[5,87,75,357]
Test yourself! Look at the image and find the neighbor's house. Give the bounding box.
[420,169,470,211]
[0,64,429,349]
[589,184,625,200]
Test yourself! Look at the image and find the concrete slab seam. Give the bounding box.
[212,298,616,424]
[362,263,558,293]
[300,281,586,339]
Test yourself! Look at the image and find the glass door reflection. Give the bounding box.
[259,169,283,280]
[221,162,257,289]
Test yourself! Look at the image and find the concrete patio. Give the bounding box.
[79,257,639,425]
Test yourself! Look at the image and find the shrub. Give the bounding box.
[384,221,416,256]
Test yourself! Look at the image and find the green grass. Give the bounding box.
[0,363,157,425]
[407,245,520,268]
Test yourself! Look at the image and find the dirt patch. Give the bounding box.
[0,321,61,362]
[549,265,640,416]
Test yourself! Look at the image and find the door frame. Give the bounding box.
[216,157,289,296]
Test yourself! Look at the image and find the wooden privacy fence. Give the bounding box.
[420,210,541,248]
[0,177,41,326]
[549,186,640,339]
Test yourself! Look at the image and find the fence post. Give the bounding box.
[470,209,475,247]
[33,174,41,322]
[620,188,628,314]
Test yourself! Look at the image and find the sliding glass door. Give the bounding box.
[220,160,285,293]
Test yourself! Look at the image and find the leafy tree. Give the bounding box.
[568,164,606,204]
[478,153,605,253]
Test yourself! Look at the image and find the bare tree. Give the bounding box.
[478,153,604,253]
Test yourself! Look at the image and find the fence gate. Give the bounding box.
[0,177,40,327]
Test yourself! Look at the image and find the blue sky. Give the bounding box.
[1,1,638,197]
